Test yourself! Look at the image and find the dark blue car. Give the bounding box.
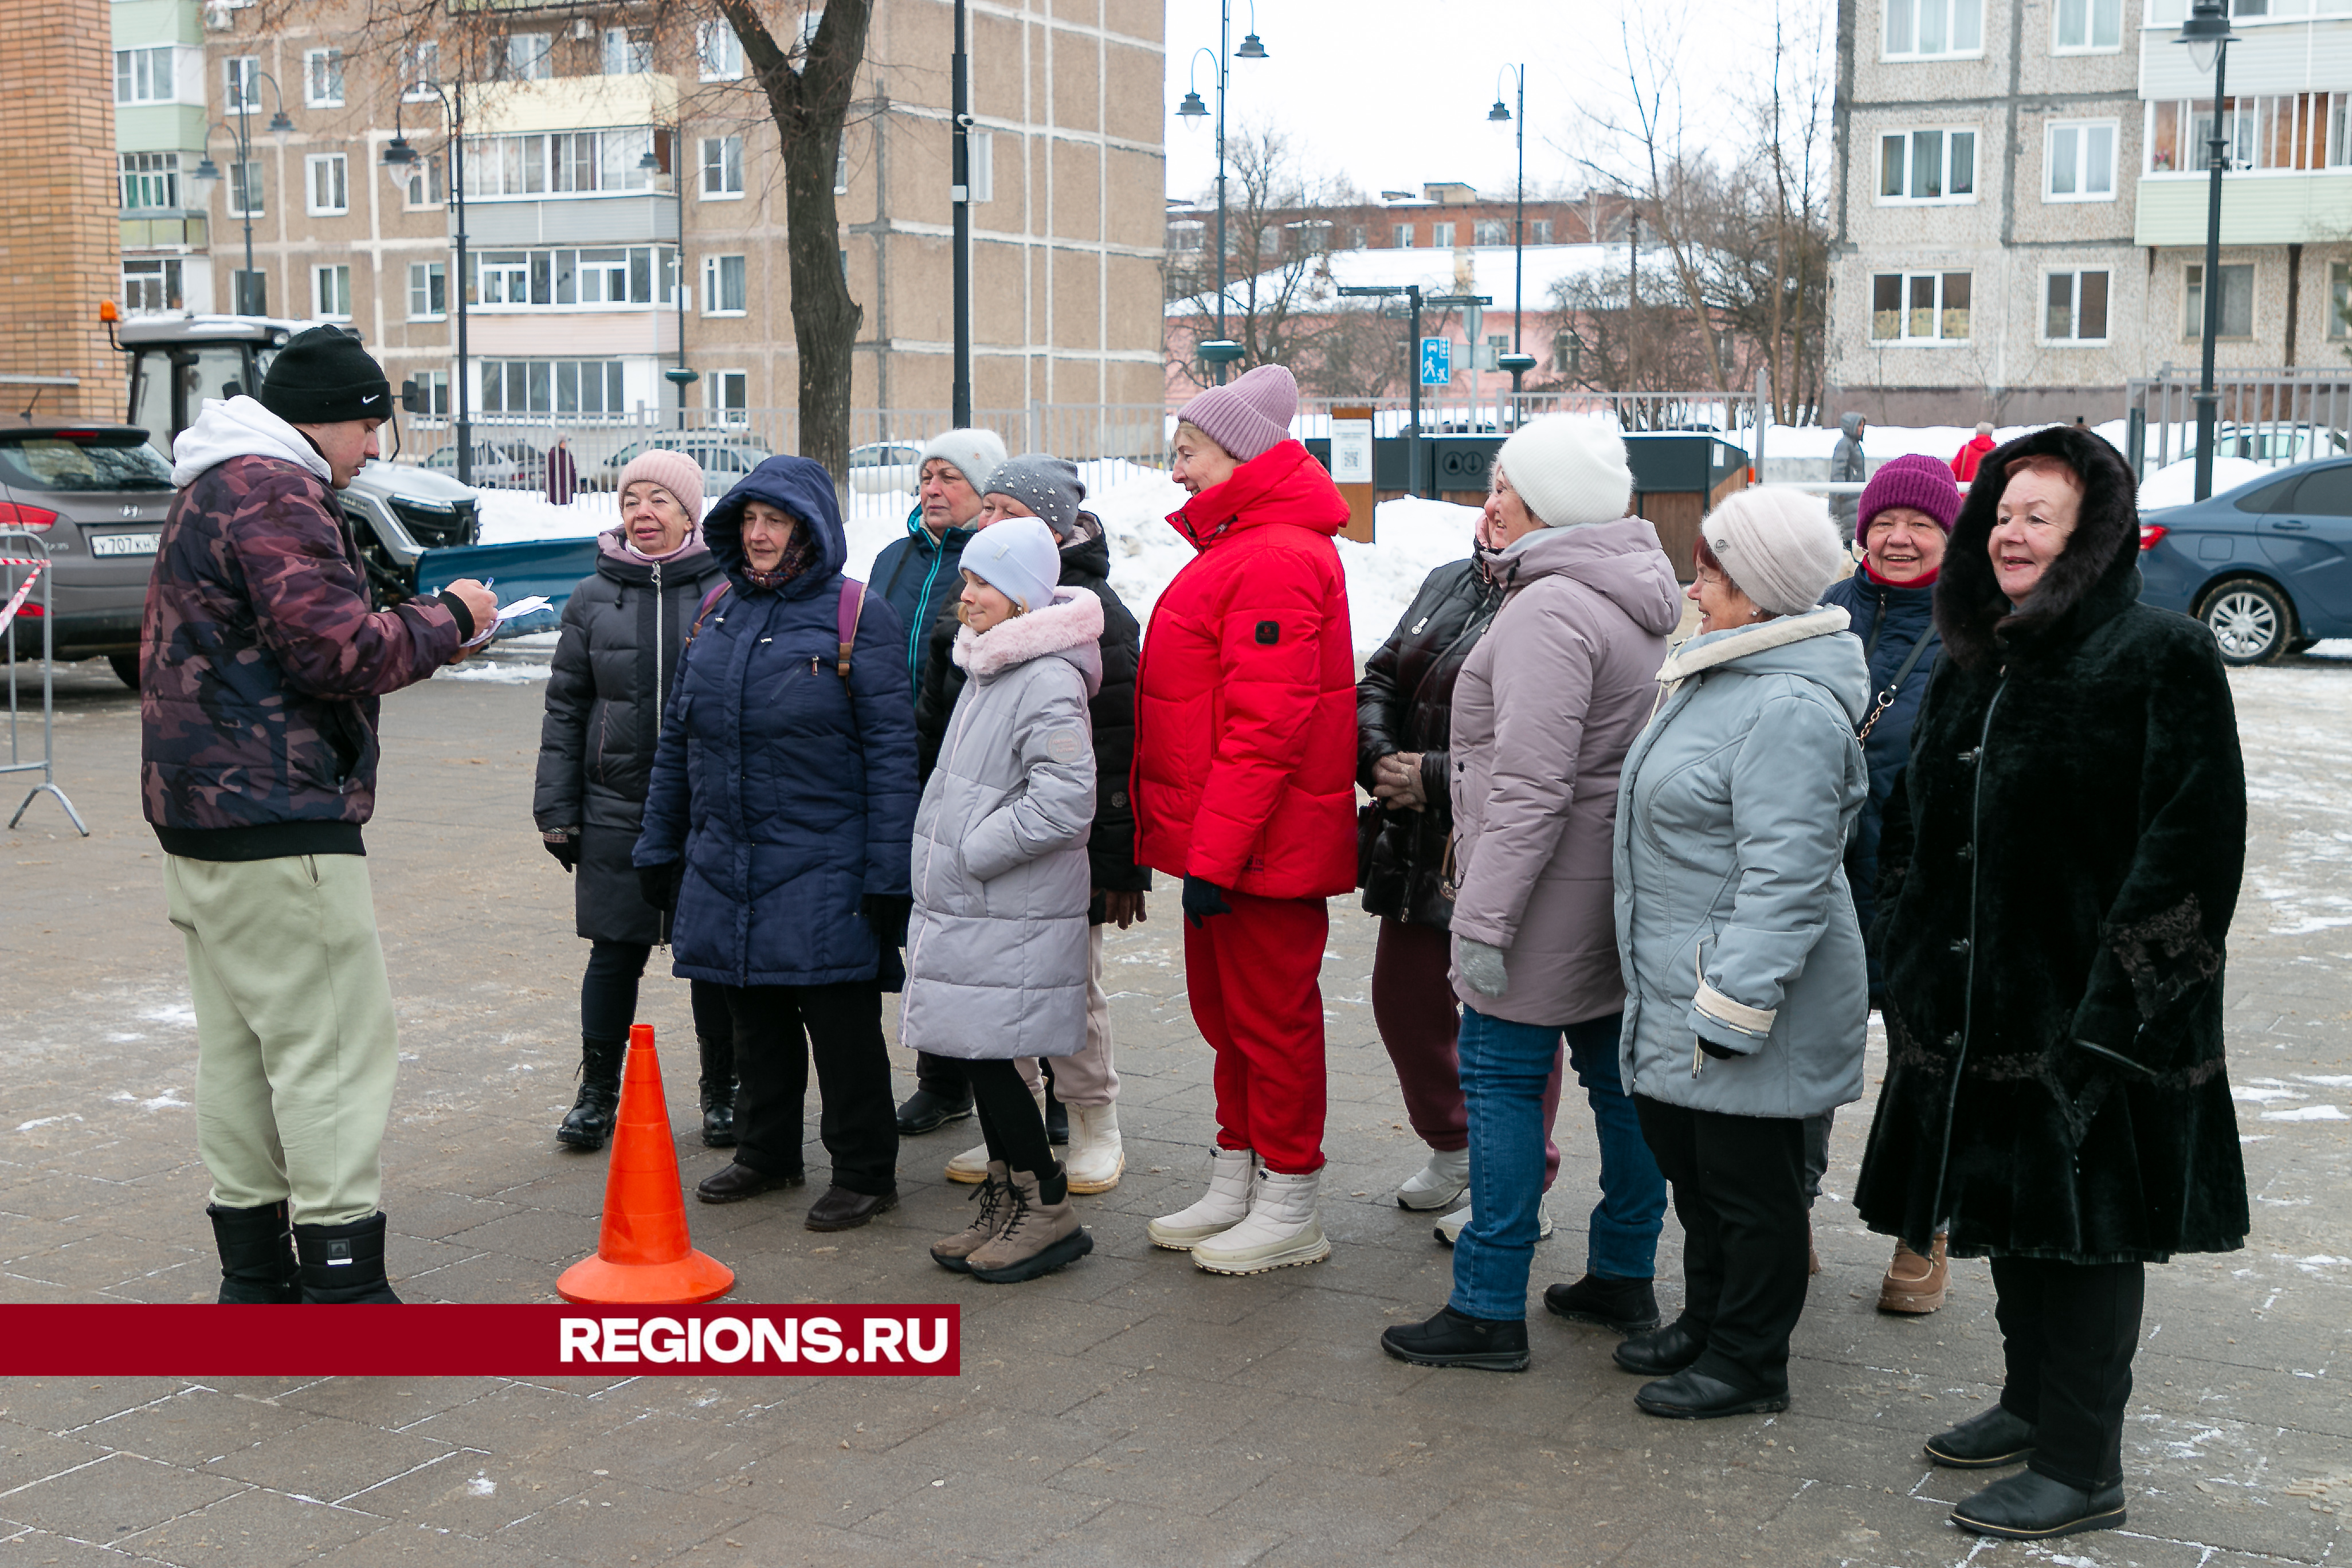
[2139,458,2352,664]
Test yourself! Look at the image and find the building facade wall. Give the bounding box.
[3,0,124,419]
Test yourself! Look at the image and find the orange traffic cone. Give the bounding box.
[558,1023,735,1305]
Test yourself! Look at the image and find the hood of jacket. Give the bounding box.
[1168,439,1350,552]
[704,456,848,598]
[1490,516,1682,637]
[1658,605,1869,724]
[1839,412,1867,440]
[953,586,1104,693]
[1935,423,2141,671]
[170,395,334,489]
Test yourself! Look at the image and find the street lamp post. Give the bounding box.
[1487,64,1536,426]
[1174,0,1268,383]
[641,135,695,430]
[381,79,475,485]
[1337,283,1427,496]
[2178,0,2239,503]
[952,0,973,427]
[191,66,293,316]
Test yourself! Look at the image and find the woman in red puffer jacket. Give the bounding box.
[1134,363,1357,1277]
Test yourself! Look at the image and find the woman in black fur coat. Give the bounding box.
[1855,425,2249,1543]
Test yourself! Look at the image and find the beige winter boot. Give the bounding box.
[929,1162,1010,1273]
[1879,1232,1950,1313]
[945,1087,1046,1184]
[1191,1167,1331,1275]
[966,1169,1093,1284]
[1063,1103,1125,1194]
[1146,1146,1256,1250]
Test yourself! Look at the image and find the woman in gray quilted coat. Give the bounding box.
[1610,486,1871,1420]
[903,518,1103,1284]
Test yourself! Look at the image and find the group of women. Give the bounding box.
[531,377,2252,1544]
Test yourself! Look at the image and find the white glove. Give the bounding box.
[1457,938,1510,999]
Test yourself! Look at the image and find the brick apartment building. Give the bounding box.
[1165,181,1633,286]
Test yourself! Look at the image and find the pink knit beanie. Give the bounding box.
[616,448,706,521]
[1179,363,1298,462]
[1855,452,1960,544]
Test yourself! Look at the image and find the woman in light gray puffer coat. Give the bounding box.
[902,518,1102,1285]
[1609,485,1870,1421]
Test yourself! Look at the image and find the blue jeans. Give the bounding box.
[1451,1007,1667,1322]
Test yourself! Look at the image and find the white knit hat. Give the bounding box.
[921,426,1010,492]
[962,516,1061,613]
[1701,488,1846,617]
[1495,415,1632,528]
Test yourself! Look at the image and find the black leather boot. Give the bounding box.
[558,1034,626,1151]
[1379,1305,1531,1371]
[697,1032,738,1148]
[293,1213,402,1304]
[206,1200,299,1304]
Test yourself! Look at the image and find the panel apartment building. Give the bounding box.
[133,0,1164,432]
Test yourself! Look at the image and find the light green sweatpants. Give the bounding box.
[165,852,401,1226]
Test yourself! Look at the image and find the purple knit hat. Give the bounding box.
[1179,363,1298,462]
[1855,452,1961,544]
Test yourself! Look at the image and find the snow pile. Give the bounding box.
[2138,455,2271,512]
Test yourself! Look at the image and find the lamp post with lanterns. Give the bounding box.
[1485,64,1539,420]
[380,79,473,484]
[2178,0,2239,503]
[1175,0,1268,382]
[189,66,293,317]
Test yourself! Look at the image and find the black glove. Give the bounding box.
[1182,875,1233,929]
[638,861,684,915]
[861,892,912,947]
[542,830,579,873]
[1698,1036,1740,1062]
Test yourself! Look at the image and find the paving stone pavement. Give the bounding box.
[0,651,2345,1568]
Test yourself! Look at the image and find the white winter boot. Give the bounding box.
[1063,1103,1125,1194]
[1192,1167,1332,1275]
[945,1085,1046,1185]
[1146,1146,1256,1249]
[1393,1147,1471,1211]
[1433,1198,1554,1247]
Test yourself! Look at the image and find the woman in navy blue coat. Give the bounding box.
[635,456,920,1231]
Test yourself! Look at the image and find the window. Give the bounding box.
[306,154,348,215]
[1169,222,1204,253]
[1258,225,1281,256]
[700,135,744,197]
[466,245,673,307]
[1349,225,1367,249]
[122,258,183,315]
[115,46,174,104]
[478,252,533,305]
[711,371,748,423]
[603,28,653,75]
[2185,262,2254,338]
[836,147,850,196]
[480,359,628,417]
[1475,219,1509,245]
[2331,261,2351,340]
[505,33,552,81]
[405,152,446,207]
[228,159,262,217]
[703,253,747,315]
[699,21,744,80]
[2053,0,2123,49]
[1884,0,1983,57]
[1531,219,1553,244]
[2047,122,2117,199]
[313,265,352,321]
[409,370,450,417]
[1869,271,1973,341]
[2148,93,2352,173]
[2043,270,2110,341]
[225,56,259,110]
[304,48,343,107]
[1393,224,1416,248]
[408,261,446,319]
[1878,128,1977,201]
[463,130,662,197]
[1432,222,1457,248]
[119,152,180,211]
[401,41,439,101]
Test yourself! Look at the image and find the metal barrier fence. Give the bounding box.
[2127,366,2352,477]
[1,530,87,836]
[1302,370,1778,469]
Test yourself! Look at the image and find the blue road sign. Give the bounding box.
[1420,337,1452,386]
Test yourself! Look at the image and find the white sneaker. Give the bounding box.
[1394,1147,1471,1211]
[1193,1167,1332,1275]
[1147,1146,1255,1250]
[944,1085,1045,1185]
[1433,1198,1554,1247]
[1063,1103,1125,1194]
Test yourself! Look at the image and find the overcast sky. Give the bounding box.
[1159,0,1828,206]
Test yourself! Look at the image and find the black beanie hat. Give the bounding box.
[260,326,392,426]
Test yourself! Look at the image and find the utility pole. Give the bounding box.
[951,0,973,427]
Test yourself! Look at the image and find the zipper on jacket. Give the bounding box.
[1925,673,2006,1229]
[652,559,665,740]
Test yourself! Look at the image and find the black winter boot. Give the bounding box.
[206,1200,299,1304]
[558,1034,627,1150]
[697,1032,738,1148]
[293,1213,403,1303]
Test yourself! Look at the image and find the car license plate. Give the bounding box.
[88,532,161,557]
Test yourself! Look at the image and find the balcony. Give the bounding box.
[468,73,678,136]
[2134,170,2352,246]
[120,215,209,250]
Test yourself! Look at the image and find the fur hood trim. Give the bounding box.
[1934,424,2141,669]
[1657,604,1851,683]
[953,586,1105,685]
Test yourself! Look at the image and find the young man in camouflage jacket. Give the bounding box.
[140,326,495,1304]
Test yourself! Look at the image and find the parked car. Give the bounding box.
[0,423,179,685]
[2139,456,2352,664]
[2173,422,2350,470]
[420,441,550,491]
[848,441,924,494]
[601,436,774,501]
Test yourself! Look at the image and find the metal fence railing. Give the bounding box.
[1300,371,1778,467]
[2127,366,2352,477]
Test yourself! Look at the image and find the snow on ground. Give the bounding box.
[2137,454,2272,512]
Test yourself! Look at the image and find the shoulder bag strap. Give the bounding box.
[836,575,865,680]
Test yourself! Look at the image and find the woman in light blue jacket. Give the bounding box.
[1609,487,1871,1420]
